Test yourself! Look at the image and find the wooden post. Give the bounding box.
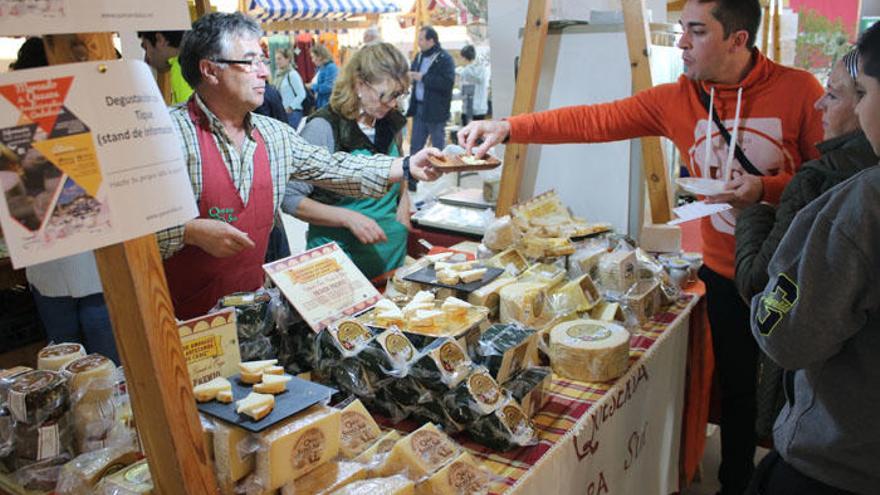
[622,0,672,223]
[194,0,212,18]
[772,0,782,62]
[495,0,551,216]
[42,33,219,494]
[761,0,771,54]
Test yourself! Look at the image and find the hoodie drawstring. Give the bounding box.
[723,87,744,181]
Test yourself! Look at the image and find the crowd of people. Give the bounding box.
[6,2,878,494]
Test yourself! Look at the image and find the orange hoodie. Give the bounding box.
[507,51,824,280]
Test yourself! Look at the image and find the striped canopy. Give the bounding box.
[248,0,400,23]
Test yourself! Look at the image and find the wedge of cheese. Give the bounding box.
[379,423,459,479]
[193,376,232,403]
[292,460,367,495]
[549,319,630,382]
[354,430,401,466]
[254,404,341,490]
[217,389,234,403]
[435,270,460,285]
[419,452,489,495]
[214,421,255,493]
[339,399,382,459]
[499,282,547,327]
[468,276,516,316]
[236,392,275,421]
[458,268,487,284]
[440,296,471,322]
[253,374,292,395]
[409,309,446,329]
[239,359,279,375]
[329,475,414,495]
[263,366,285,375]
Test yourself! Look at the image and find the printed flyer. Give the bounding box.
[0,60,197,267]
[0,0,190,36]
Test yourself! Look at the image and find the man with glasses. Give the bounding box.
[407,26,455,153]
[159,13,442,319]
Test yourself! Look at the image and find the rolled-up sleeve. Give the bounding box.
[281,180,314,215]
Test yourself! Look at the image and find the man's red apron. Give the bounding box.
[164,100,274,320]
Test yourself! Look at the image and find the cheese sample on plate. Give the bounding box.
[440,296,471,322]
[549,320,630,382]
[193,376,232,402]
[329,475,414,495]
[379,423,459,479]
[239,359,279,384]
[458,268,487,284]
[409,309,446,331]
[37,343,86,371]
[213,421,255,492]
[498,282,547,327]
[435,270,460,286]
[339,399,382,459]
[254,404,341,490]
[96,459,153,494]
[253,374,292,395]
[292,460,367,495]
[235,392,275,421]
[420,452,490,495]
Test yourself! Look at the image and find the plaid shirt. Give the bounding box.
[157,95,394,259]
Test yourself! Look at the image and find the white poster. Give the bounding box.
[0,0,190,36]
[0,60,198,268]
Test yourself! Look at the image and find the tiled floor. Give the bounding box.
[681,426,770,495]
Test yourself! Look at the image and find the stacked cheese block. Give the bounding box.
[61,354,117,453]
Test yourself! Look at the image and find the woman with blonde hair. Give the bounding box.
[282,42,412,279]
[274,47,307,127]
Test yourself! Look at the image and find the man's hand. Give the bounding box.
[343,210,387,244]
[183,218,256,258]
[408,71,422,81]
[409,147,444,182]
[457,120,510,158]
[705,174,764,209]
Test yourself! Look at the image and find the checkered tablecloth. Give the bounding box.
[455,296,696,494]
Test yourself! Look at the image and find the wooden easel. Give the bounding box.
[761,0,783,62]
[495,0,673,224]
[33,11,218,495]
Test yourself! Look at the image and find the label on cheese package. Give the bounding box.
[339,400,382,459]
[382,423,459,479]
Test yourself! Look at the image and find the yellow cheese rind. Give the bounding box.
[499,283,547,327]
[213,421,255,492]
[329,475,415,495]
[292,460,367,495]
[549,319,630,382]
[420,452,490,495]
[339,400,382,459]
[379,423,459,480]
[255,404,341,490]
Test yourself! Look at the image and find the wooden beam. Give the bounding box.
[761,0,771,54]
[194,0,212,18]
[772,0,781,62]
[42,33,219,495]
[622,0,672,223]
[495,0,551,216]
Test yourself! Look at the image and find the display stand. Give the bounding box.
[496,0,673,224]
[34,32,219,494]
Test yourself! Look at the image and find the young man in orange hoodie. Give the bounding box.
[460,1,823,493]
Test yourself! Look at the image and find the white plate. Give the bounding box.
[676,177,727,196]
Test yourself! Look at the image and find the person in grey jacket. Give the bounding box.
[734,49,878,439]
[745,22,880,495]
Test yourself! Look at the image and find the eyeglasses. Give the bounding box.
[365,81,408,105]
[212,57,268,72]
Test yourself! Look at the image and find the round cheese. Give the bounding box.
[7,370,69,425]
[549,319,630,382]
[37,343,86,371]
[499,282,547,327]
[61,354,116,404]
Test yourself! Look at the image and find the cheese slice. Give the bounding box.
[329,475,414,495]
[420,452,489,495]
[239,359,279,375]
[292,460,367,495]
[374,299,400,313]
[339,399,382,459]
[440,296,471,323]
[410,291,435,305]
[379,423,459,479]
[236,392,275,421]
[409,309,446,329]
[549,319,630,382]
[193,376,232,403]
[240,371,263,384]
[254,404,341,490]
[217,389,234,403]
[263,366,285,375]
[253,374,292,395]
[458,268,487,284]
[425,252,454,264]
[36,343,85,371]
[435,270,460,285]
[214,421,256,492]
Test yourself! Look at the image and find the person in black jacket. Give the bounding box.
[735,48,878,440]
[407,26,454,153]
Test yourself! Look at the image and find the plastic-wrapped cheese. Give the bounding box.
[499,282,547,327]
[378,423,459,480]
[7,370,69,425]
[12,411,74,461]
[329,474,414,495]
[467,276,516,318]
[483,215,521,251]
[597,250,637,293]
[96,458,152,494]
[37,343,86,372]
[61,354,116,404]
[354,430,401,466]
[0,365,33,407]
[549,320,630,382]
[54,446,140,495]
[420,452,490,495]
[292,460,366,495]
[339,400,382,460]
[254,404,341,490]
[213,420,255,493]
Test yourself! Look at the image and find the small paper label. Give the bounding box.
[37,423,60,460]
[7,389,26,422]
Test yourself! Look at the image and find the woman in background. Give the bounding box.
[274,47,306,128]
[308,44,338,110]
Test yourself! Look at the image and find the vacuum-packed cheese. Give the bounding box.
[37,343,86,372]
[597,250,637,293]
[97,459,152,494]
[329,475,414,495]
[499,283,547,327]
[61,354,115,404]
[292,460,366,495]
[483,215,521,251]
[339,399,382,460]
[213,421,254,493]
[379,423,459,479]
[7,369,69,425]
[549,320,630,382]
[419,452,490,495]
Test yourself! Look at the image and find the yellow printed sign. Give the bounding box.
[178,308,241,385]
[32,133,102,197]
[287,258,341,284]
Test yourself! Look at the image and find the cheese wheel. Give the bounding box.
[255,404,341,490]
[213,421,255,493]
[499,283,547,327]
[549,320,630,382]
[420,452,490,495]
[329,475,414,495]
[339,400,382,459]
[37,343,86,371]
[379,423,459,480]
[61,354,116,404]
[7,370,69,425]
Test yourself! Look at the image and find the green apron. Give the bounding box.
[306,146,408,280]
